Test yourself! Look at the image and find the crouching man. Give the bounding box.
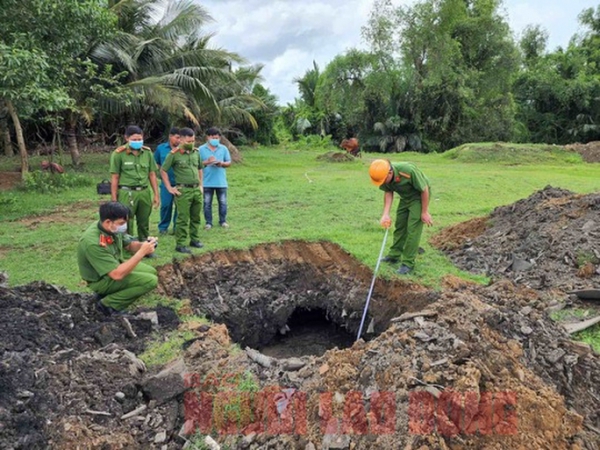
[78,201,158,315]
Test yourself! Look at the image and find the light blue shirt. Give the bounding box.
[154,142,176,185]
[199,143,231,188]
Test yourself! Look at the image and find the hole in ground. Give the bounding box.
[158,241,438,356]
[258,307,355,358]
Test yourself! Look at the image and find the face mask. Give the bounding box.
[182,143,195,152]
[129,140,143,150]
[209,138,220,147]
[114,223,128,234]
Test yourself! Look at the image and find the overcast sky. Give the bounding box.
[199,0,599,105]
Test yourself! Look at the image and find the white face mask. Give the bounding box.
[114,223,128,234]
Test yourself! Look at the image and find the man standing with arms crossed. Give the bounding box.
[160,127,204,254]
[110,125,159,257]
[154,127,180,235]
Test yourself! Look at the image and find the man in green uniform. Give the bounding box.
[110,125,160,250]
[160,127,204,254]
[78,201,158,315]
[369,159,433,275]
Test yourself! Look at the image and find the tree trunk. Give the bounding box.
[5,100,28,178]
[219,135,243,163]
[65,115,81,166]
[0,116,12,156]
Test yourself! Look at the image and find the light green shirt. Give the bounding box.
[109,146,157,187]
[161,149,202,185]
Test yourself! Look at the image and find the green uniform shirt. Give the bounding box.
[109,146,157,187]
[77,222,133,283]
[379,162,430,202]
[161,149,202,185]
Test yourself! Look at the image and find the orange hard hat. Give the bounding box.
[369,159,391,186]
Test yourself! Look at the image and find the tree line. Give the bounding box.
[2,0,600,171]
[0,0,279,176]
[285,0,600,153]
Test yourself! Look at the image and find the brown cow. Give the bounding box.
[340,137,360,157]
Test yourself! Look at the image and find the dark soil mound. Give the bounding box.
[432,186,600,290]
[0,282,179,449]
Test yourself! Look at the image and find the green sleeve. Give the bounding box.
[148,152,158,173]
[409,166,429,192]
[162,153,174,172]
[109,151,121,174]
[84,242,120,278]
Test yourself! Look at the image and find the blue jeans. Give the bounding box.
[203,187,227,226]
[158,183,177,232]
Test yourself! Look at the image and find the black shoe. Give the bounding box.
[190,241,204,248]
[381,256,399,264]
[176,246,192,254]
[396,265,413,275]
[418,247,425,255]
[96,299,118,316]
[159,230,168,236]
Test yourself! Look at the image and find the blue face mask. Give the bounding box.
[114,223,128,234]
[129,140,144,150]
[209,138,220,147]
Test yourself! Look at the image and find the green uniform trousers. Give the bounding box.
[88,262,158,311]
[388,198,424,268]
[117,188,152,241]
[174,187,202,247]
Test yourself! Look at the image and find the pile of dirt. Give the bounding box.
[4,238,600,449]
[566,141,600,163]
[157,241,600,449]
[316,151,356,162]
[431,186,600,291]
[176,277,600,449]
[0,282,180,449]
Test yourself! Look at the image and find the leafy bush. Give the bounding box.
[0,193,17,207]
[21,171,92,193]
[291,134,334,149]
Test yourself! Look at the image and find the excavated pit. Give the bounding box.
[158,240,437,355]
[258,307,356,358]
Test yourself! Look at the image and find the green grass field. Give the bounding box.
[1,142,599,291]
[2,141,600,358]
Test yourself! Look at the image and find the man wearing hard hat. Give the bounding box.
[369,159,433,274]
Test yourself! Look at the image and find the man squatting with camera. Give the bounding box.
[77,201,158,316]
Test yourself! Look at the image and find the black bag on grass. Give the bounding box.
[96,179,111,195]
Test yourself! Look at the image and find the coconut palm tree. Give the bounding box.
[92,0,244,126]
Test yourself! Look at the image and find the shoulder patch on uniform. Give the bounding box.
[170,147,180,154]
[99,234,114,247]
[397,171,411,179]
[142,146,151,151]
[115,145,127,153]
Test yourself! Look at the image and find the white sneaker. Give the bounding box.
[220,222,229,228]
[204,224,212,230]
